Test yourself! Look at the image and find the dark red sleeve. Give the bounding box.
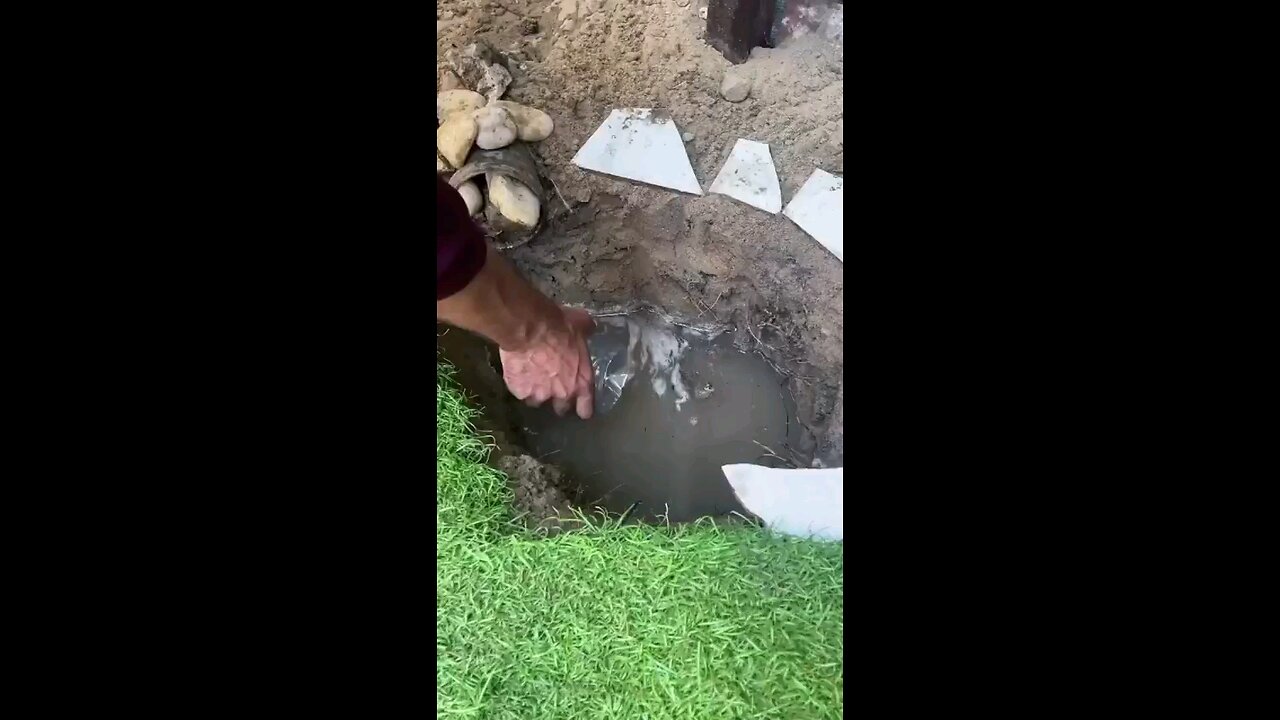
[437,176,488,300]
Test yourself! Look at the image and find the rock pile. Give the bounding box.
[436,42,555,238]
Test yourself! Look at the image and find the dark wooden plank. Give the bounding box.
[706,0,775,64]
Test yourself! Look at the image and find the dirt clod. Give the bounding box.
[497,455,574,531]
[720,69,751,102]
[446,41,512,100]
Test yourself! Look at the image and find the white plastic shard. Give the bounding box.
[708,139,782,213]
[571,108,703,195]
[783,169,844,262]
[721,464,843,541]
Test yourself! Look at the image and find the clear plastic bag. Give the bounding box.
[587,317,636,416]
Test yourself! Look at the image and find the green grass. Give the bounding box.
[437,361,843,719]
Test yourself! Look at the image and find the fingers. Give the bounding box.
[552,397,571,416]
[574,334,594,419]
[517,384,591,419]
[575,368,594,418]
[525,387,551,407]
[501,316,598,420]
[505,375,531,402]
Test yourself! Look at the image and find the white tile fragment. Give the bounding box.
[721,464,843,541]
[571,108,703,195]
[783,169,843,261]
[708,139,782,214]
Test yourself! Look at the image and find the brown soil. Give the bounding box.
[437,0,843,522]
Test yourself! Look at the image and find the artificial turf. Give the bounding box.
[437,361,844,719]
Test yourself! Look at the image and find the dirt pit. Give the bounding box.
[440,273,840,528]
[438,0,844,526]
[442,311,808,523]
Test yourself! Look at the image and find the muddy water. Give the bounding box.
[513,318,801,522]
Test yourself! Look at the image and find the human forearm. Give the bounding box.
[436,244,566,351]
[435,175,596,418]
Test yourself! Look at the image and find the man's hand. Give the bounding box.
[499,308,596,419]
[436,216,598,418]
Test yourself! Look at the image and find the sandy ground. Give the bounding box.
[438,0,844,513]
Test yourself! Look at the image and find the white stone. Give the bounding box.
[488,101,554,142]
[571,108,702,195]
[783,169,843,262]
[487,174,540,228]
[473,105,518,149]
[708,139,781,214]
[457,181,483,216]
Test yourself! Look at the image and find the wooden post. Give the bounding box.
[705,0,775,64]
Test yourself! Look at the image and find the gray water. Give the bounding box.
[514,318,801,522]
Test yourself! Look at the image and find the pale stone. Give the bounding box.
[436,114,478,169]
[473,105,518,150]
[487,173,540,228]
[437,89,485,124]
[457,181,483,216]
[720,71,751,102]
[488,100,554,142]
